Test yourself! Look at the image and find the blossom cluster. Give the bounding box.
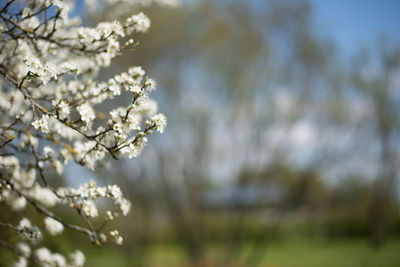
[34,248,85,267]
[0,0,167,266]
[57,181,132,217]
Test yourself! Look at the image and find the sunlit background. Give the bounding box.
[3,0,400,266]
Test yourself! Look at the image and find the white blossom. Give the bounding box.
[16,242,31,258]
[106,210,114,220]
[69,250,85,267]
[32,115,50,134]
[10,257,27,267]
[44,217,64,236]
[35,248,66,267]
[81,200,98,218]
[29,185,58,207]
[151,113,167,133]
[109,230,123,245]
[9,196,27,211]
[18,218,42,241]
[52,99,70,119]
[126,12,151,33]
[0,0,168,264]
[145,77,157,91]
[77,103,96,124]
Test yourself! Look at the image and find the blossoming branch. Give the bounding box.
[0,0,167,266]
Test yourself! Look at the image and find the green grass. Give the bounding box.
[79,238,400,267]
[258,238,400,267]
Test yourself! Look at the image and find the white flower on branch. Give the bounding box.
[70,250,85,267]
[28,185,59,207]
[81,200,99,218]
[77,103,96,125]
[0,0,168,264]
[126,12,151,33]
[151,113,167,133]
[35,247,67,267]
[17,218,42,241]
[52,99,71,120]
[32,115,51,134]
[144,77,157,91]
[7,194,27,211]
[16,242,31,258]
[10,257,27,267]
[44,217,64,236]
[109,230,123,245]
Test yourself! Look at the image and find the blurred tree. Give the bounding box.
[86,0,400,265]
[352,42,400,246]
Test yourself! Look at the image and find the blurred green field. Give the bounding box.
[81,238,400,267]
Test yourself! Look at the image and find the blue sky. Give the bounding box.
[310,0,400,56]
[72,0,399,57]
